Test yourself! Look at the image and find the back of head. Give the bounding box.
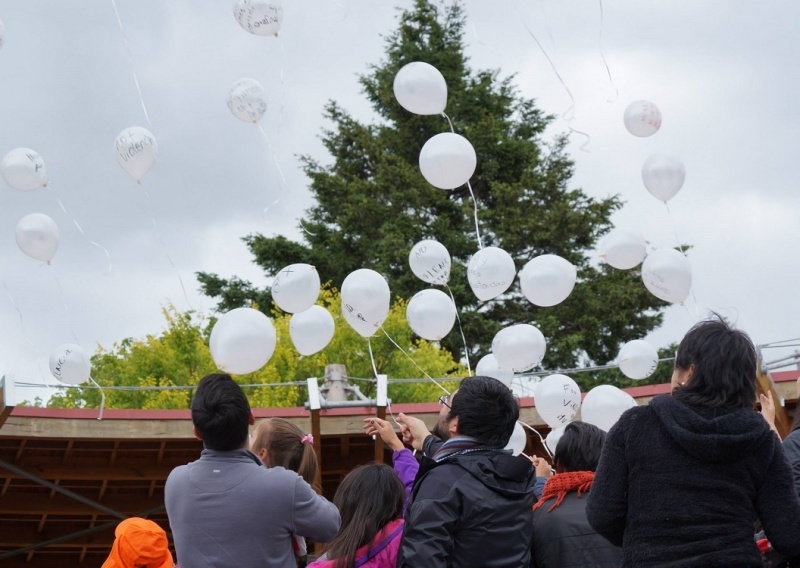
[251,417,321,493]
[672,317,757,409]
[191,373,251,451]
[325,463,405,568]
[102,517,174,568]
[553,421,606,473]
[449,375,519,447]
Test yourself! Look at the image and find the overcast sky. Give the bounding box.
[2,1,798,404]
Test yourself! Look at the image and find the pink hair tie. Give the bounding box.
[301,434,314,445]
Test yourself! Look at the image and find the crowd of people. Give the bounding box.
[102,318,800,567]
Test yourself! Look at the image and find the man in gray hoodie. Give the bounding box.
[165,373,340,567]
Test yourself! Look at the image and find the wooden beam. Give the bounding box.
[0,377,14,431]
[0,462,174,481]
[373,406,386,464]
[0,493,162,515]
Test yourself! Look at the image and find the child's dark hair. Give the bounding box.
[250,418,321,493]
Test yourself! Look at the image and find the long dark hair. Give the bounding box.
[323,463,404,568]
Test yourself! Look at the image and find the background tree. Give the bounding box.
[198,0,667,373]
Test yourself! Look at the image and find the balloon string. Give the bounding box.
[51,189,112,275]
[3,280,53,389]
[257,123,287,218]
[50,268,80,344]
[597,0,619,103]
[379,327,450,395]
[367,337,379,380]
[89,377,106,420]
[110,0,151,126]
[520,420,553,460]
[276,38,286,138]
[664,202,700,316]
[444,284,472,376]
[140,187,195,311]
[442,112,483,248]
[299,219,317,237]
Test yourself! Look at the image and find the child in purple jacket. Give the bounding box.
[363,417,418,501]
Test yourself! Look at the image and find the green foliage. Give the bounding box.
[197,0,668,373]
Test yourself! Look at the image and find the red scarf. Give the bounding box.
[532,471,594,512]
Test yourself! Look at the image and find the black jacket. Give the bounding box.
[586,394,800,567]
[782,429,800,498]
[531,490,621,568]
[397,440,536,567]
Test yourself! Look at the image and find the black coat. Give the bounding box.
[782,429,800,498]
[531,490,621,568]
[397,444,536,567]
[586,394,800,567]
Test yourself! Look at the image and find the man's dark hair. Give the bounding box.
[448,375,519,447]
[554,421,606,473]
[672,316,757,409]
[191,373,251,451]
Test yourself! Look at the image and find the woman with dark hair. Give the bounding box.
[586,318,800,566]
[309,464,405,568]
[530,421,621,568]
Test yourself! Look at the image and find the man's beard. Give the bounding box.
[432,420,451,441]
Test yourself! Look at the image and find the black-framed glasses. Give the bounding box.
[438,394,451,408]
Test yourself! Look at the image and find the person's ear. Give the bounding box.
[193,426,203,442]
[248,410,255,426]
[257,448,269,465]
[448,416,459,437]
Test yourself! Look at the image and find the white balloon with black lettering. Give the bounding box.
[419,133,476,190]
[641,248,692,304]
[581,385,637,432]
[467,246,515,302]
[475,354,514,387]
[227,78,267,123]
[1,148,47,191]
[642,154,685,202]
[233,0,284,36]
[272,263,320,314]
[16,213,59,263]
[290,306,335,356]
[623,100,662,137]
[599,228,647,270]
[406,289,456,341]
[617,339,659,380]
[504,422,528,456]
[533,374,581,429]
[393,61,447,115]
[49,343,91,385]
[492,324,546,373]
[341,269,391,338]
[115,127,157,182]
[409,239,451,285]
[519,254,577,307]
[210,307,277,374]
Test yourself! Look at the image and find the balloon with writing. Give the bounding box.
[290,305,335,356]
[475,354,514,387]
[642,154,685,202]
[49,343,91,385]
[467,246,515,302]
[641,248,692,304]
[419,132,477,190]
[599,227,647,270]
[492,324,546,373]
[1,148,47,191]
[409,239,451,285]
[233,0,284,36]
[340,269,390,338]
[406,289,456,341]
[519,254,577,307]
[623,100,662,137]
[617,339,659,380]
[272,263,320,314]
[534,374,581,429]
[504,421,528,456]
[393,61,447,115]
[581,384,637,432]
[227,78,267,123]
[209,307,277,375]
[115,127,157,183]
[16,213,59,263]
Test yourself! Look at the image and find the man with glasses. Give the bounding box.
[395,376,537,567]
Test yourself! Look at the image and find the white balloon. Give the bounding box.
[641,248,692,304]
[341,269,391,338]
[642,154,685,202]
[475,354,514,387]
[233,0,284,36]
[504,421,528,456]
[545,425,566,455]
[209,307,277,374]
[227,78,267,123]
[492,324,546,373]
[419,133,477,190]
[409,239,451,285]
[393,61,447,115]
[581,385,637,432]
[0,19,5,50]
[289,305,335,356]
[49,343,91,385]
[16,213,59,263]
[1,148,47,191]
[406,289,456,341]
[467,246,516,302]
[533,374,581,429]
[519,254,577,307]
[272,263,321,314]
[599,228,647,270]
[623,100,662,137]
[617,339,659,380]
[115,127,157,182]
